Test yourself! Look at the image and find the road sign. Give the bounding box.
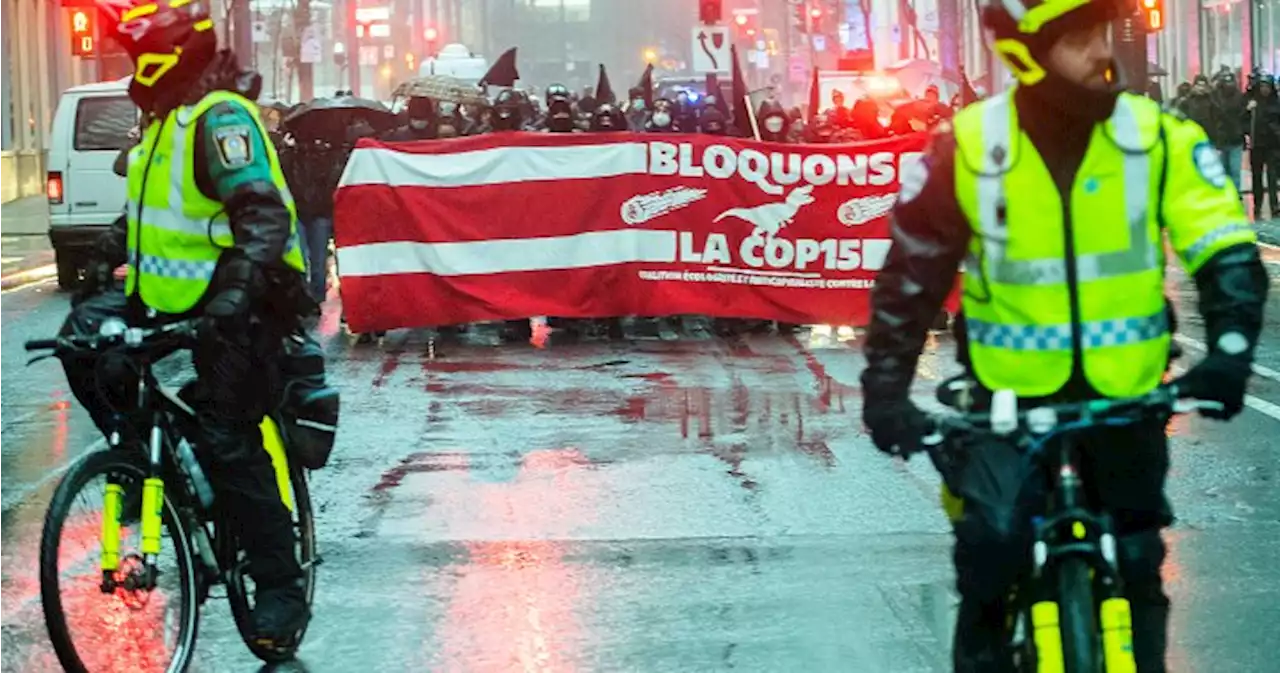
[359,45,379,66]
[383,45,395,59]
[299,25,321,64]
[691,26,730,73]
[252,20,269,43]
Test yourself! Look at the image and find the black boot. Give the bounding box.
[953,597,1016,673]
[216,456,310,642]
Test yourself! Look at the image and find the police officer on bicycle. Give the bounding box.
[63,0,313,643]
[860,1,1267,671]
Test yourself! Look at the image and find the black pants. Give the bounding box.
[59,290,301,587]
[1251,148,1278,216]
[945,417,1171,673]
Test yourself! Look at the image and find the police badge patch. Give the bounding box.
[213,125,253,168]
[1192,141,1227,189]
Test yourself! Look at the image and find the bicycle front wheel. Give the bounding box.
[40,450,200,673]
[1057,557,1102,673]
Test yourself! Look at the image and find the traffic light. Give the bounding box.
[424,26,439,55]
[699,0,722,24]
[1140,0,1164,32]
[70,9,95,56]
[808,6,824,33]
[732,12,757,39]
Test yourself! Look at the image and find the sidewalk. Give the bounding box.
[1,195,55,287]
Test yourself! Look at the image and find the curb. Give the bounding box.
[0,234,56,291]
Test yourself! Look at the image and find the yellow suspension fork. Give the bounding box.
[139,425,167,559]
[100,483,124,574]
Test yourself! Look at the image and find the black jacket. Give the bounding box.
[861,88,1267,404]
[1247,94,1280,151]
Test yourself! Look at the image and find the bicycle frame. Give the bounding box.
[97,353,296,593]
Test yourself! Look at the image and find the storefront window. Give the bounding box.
[1201,0,1250,75]
[1258,0,1280,74]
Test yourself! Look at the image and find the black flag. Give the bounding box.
[636,63,655,108]
[479,47,520,87]
[596,64,616,104]
[807,66,820,125]
[705,72,730,117]
[729,45,751,137]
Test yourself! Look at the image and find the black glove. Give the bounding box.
[1173,352,1252,420]
[863,397,931,457]
[204,257,261,321]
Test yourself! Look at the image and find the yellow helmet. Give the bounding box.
[981,0,1123,85]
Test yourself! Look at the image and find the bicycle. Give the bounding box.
[916,383,1220,673]
[26,317,319,672]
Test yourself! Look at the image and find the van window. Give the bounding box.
[73,96,136,151]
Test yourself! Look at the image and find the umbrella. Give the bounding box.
[282,95,397,138]
[393,75,488,106]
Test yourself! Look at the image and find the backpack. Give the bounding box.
[276,331,339,469]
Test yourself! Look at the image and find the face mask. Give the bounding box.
[652,112,671,127]
[632,99,644,111]
[764,117,784,133]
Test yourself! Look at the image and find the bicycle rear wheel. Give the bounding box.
[1057,557,1101,673]
[40,450,200,673]
[225,464,317,664]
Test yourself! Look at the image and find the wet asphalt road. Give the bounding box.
[2,259,1279,673]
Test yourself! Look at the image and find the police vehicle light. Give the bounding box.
[809,7,822,18]
[425,26,438,41]
[735,14,747,26]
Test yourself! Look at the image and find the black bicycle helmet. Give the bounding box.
[97,0,218,110]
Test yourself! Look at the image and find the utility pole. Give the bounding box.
[297,0,314,101]
[937,0,960,79]
[346,0,361,96]
[233,0,254,67]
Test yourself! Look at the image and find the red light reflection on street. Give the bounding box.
[50,394,70,460]
[51,509,177,672]
[436,448,600,672]
[1162,528,1194,672]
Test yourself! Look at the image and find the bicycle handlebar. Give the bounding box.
[917,385,1225,454]
[23,317,207,356]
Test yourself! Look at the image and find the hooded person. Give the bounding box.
[589,103,627,132]
[382,96,438,141]
[850,98,889,140]
[67,0,317,645]
[544,83,576,133]
[757,101,789,142]
[646,98,676,132]
[1177,74,1218,134]
[698,107,728,135]
[1211,69,1247,195]
[1247,72,1280,218]
[489,88,526,132]
[433,100,466,138]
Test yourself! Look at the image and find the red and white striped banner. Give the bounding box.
[334,132,927,333]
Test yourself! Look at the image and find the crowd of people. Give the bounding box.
[1165,66,1280,219]
[264,78,961,342]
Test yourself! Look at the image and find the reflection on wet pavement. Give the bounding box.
[1,297,1277,671]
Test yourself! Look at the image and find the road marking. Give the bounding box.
[0,438,103,513]
[0,263,58,292]
[1169,349,1280,423]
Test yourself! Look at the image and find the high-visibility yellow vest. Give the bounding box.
[952,91,1254,398]
[125,90,304,315]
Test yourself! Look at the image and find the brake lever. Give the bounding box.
[27,353,56,366]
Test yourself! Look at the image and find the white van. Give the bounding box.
[47,77,137,289]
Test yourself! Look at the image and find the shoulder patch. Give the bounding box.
[213,124,254,168]
[1191,141,1227,189]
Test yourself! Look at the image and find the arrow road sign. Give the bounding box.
[691,25,730,73]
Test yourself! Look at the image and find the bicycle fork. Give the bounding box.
[99,425,166,594]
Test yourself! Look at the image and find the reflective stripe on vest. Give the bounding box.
[970,93,1158,286]
[966,311,1168,352]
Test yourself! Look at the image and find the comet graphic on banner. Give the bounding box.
[620,186,709,225]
